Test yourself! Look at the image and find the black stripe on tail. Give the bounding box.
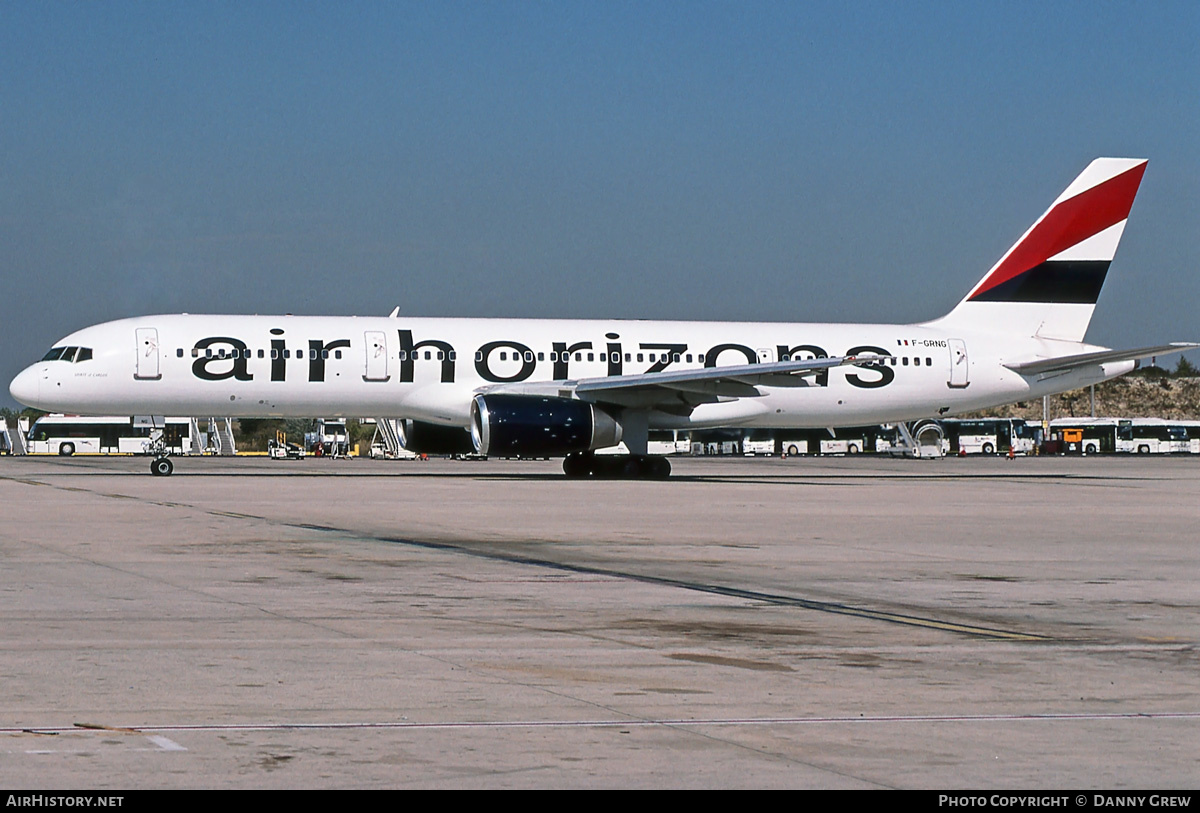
[968,260,1110,304]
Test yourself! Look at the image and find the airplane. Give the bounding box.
[9,157,1195,478]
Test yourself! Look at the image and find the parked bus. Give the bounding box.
[941,418,1037,455]
[596,430,688,457]
[742,429,777,456]
[27,415,193,456]
[1049,418,1200,454]
[776,427,877,456]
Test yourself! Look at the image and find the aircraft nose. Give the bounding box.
[9,366,41,407]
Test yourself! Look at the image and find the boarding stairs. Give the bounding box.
[188,418,205,455]
[375,418,402,458]
[2,418,28,455]
[890,421,945,459]
[209,417,238,456]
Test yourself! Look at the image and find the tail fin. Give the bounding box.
[931,158,1147,342]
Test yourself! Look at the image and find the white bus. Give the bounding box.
[27,415,193,456]
[1050,418,1200,454]
[941,418,1037,455]
[596,430,688,457]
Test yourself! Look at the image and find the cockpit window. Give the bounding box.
[41,346,93,363]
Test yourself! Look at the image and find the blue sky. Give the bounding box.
[2,1,1197,405]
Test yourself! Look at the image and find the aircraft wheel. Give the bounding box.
[982,442,995,455]
[563,454,591,478]
[647,456,671,480]
[151,457,174,477]
[59,442,75,456]
[621,456,643,479]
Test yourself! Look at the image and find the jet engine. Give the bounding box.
[397,420,476,455]
[471,394,622,457]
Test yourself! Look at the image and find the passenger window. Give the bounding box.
[902,357,908,366]
[537,352,544,361]
[176,348,183,358]
[475,351,483,362]
[424,351,431,360]
[914,357,921,366]
[524,351,533,362]
[500,352,507,361]
[624,353,631,362]
[258,349,265,358]
[587,353,594,362]
[672,353,680,362]
[686,354,693,362]
[926,357,932,366]
[437,351,444,360]
[322,350,329,359]
[448,351,455,361]
[575,353,582,361]
[637,353,644,362]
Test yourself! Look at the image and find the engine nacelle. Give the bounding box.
[471,394,622,457]
[398,420,476,455]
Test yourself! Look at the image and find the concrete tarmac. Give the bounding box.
[0,454,1197,788]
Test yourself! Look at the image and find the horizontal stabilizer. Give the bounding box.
[1004,343,1198,376]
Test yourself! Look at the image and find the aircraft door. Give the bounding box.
[135,327,161,380]
[363,331,390,381]
[948,338,969,388]
[756,347,775,363]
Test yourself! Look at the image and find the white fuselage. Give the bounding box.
[10,313,1133,430]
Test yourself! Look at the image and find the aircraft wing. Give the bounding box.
[1004,343,1199,377]
[478,355,891,414]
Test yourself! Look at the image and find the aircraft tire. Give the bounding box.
[151,457,174,477]
[563,454,592,478]
[647,456,671,480]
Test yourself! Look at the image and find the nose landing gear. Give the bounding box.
[150,456,174,477]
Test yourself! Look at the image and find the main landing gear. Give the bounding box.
[150,456,174,477]
[563,452,671,480]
